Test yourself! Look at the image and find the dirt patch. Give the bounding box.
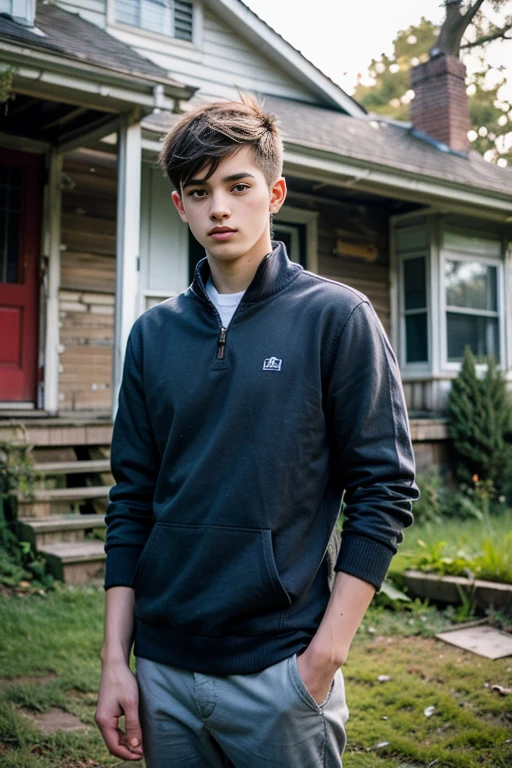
[0,673,58,685]
[19,707,88,734]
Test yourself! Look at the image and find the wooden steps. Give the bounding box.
[3,423,114,585]
[17,485,111,518]
[17,513,106,547]
[33,459,111,475]
[39,541,107,585]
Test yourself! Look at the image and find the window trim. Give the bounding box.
[273,205,318,273]
[440,249,505,372]
[106,0,202,50]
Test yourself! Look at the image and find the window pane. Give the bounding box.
[404,256,426,311]
[405,312,428,363]
[447,312,499,362]
[445,259,497,311]
[140,0,172,34]
[0,165,22,285]
[116,0,139,25]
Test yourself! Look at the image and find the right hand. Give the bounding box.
[95,659,144,761]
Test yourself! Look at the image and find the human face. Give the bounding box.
[171,146,286,264]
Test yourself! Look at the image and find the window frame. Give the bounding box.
[400,250,430,369]
[273,205,318,273]
[440,248,505,372]
[391,214,433,378]
[106,0,202,50]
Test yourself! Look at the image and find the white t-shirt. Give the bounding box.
[206,276,246,328]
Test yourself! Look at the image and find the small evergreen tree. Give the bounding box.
[447,345,512,490]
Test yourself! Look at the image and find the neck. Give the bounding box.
[207,232,272,294]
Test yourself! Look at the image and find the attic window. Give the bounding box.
[115,0,193,41]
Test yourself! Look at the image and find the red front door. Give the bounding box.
[0,149,42,402]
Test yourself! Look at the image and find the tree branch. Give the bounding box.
[463,0,487,24]
[461,23,512,48]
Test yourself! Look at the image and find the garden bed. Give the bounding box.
[403,569,512,615]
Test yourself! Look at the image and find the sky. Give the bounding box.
[243,0,511,97]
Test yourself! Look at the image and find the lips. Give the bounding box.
[209,226,237,241]
[208,226,236,235]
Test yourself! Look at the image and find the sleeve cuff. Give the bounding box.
[334,534,395,592]
[104,546,143,590]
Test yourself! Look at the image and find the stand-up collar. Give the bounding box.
[191,241,302,305]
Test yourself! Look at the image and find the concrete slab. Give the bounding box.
[435,625,512,659]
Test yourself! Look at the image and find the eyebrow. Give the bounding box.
[183,172,255,188]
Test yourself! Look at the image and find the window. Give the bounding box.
[403,255,428,363]
[273,222,307,267]
[444,258,500,363]
[395,220,430,368]
[0,165,22,284]
[115,0,193,41]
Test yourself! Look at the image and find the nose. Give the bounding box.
[209,192,231,221]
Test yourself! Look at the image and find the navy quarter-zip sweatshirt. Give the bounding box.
[104,241,420,674]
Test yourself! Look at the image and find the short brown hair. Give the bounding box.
[158,94,283,191]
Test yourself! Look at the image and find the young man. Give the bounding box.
[95,96,420,767]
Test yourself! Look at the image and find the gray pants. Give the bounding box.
[135,651,349,767]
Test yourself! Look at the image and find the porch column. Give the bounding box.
[112,114,142,419]
[43,147,63,415]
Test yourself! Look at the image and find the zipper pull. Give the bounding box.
[217,327,227,359]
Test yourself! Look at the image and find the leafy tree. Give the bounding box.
[353,1,512,165]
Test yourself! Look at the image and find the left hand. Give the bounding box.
[296,646,343,706]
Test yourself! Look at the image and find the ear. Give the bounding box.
[269,177,287,214]
[172,190,188,223]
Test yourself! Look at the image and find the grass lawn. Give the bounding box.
[0,582,511,768]
[382,508,512,586]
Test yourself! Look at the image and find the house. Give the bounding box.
[1,0,511,582]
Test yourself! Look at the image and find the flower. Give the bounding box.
[472,474,479,482]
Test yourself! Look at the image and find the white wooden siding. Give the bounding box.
[103,4,318,102]
[140,161,190,308]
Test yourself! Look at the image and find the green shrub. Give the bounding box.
[446,345,512,495]
[413,465,503,524]
[0,441,54,591]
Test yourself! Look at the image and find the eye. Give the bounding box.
[189,188,207,198]
[232,183,249,192]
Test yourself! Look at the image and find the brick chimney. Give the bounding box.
[410,54,470,155]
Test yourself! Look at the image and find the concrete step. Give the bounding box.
[39,540,106,585]
[33,459,111,475]
[17,485,111,518]
[18,513,106,547]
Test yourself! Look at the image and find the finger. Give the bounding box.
[99,720,143,760]
[124,701,144,754]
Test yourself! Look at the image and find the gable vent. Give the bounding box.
[174,0,193,40]
[115,0,194,42]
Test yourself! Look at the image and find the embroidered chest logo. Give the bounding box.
[263,357,282,371]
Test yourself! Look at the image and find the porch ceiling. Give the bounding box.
[0,92,118,147]
[284,174,420,214]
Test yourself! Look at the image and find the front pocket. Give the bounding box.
[290,653,336,711]
[134,522,291,636]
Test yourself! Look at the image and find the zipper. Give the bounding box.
[217,326,227,359]
[191,280,246,362]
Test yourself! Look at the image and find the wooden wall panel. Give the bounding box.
[58,150,116,412]
[287,192,392,339]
